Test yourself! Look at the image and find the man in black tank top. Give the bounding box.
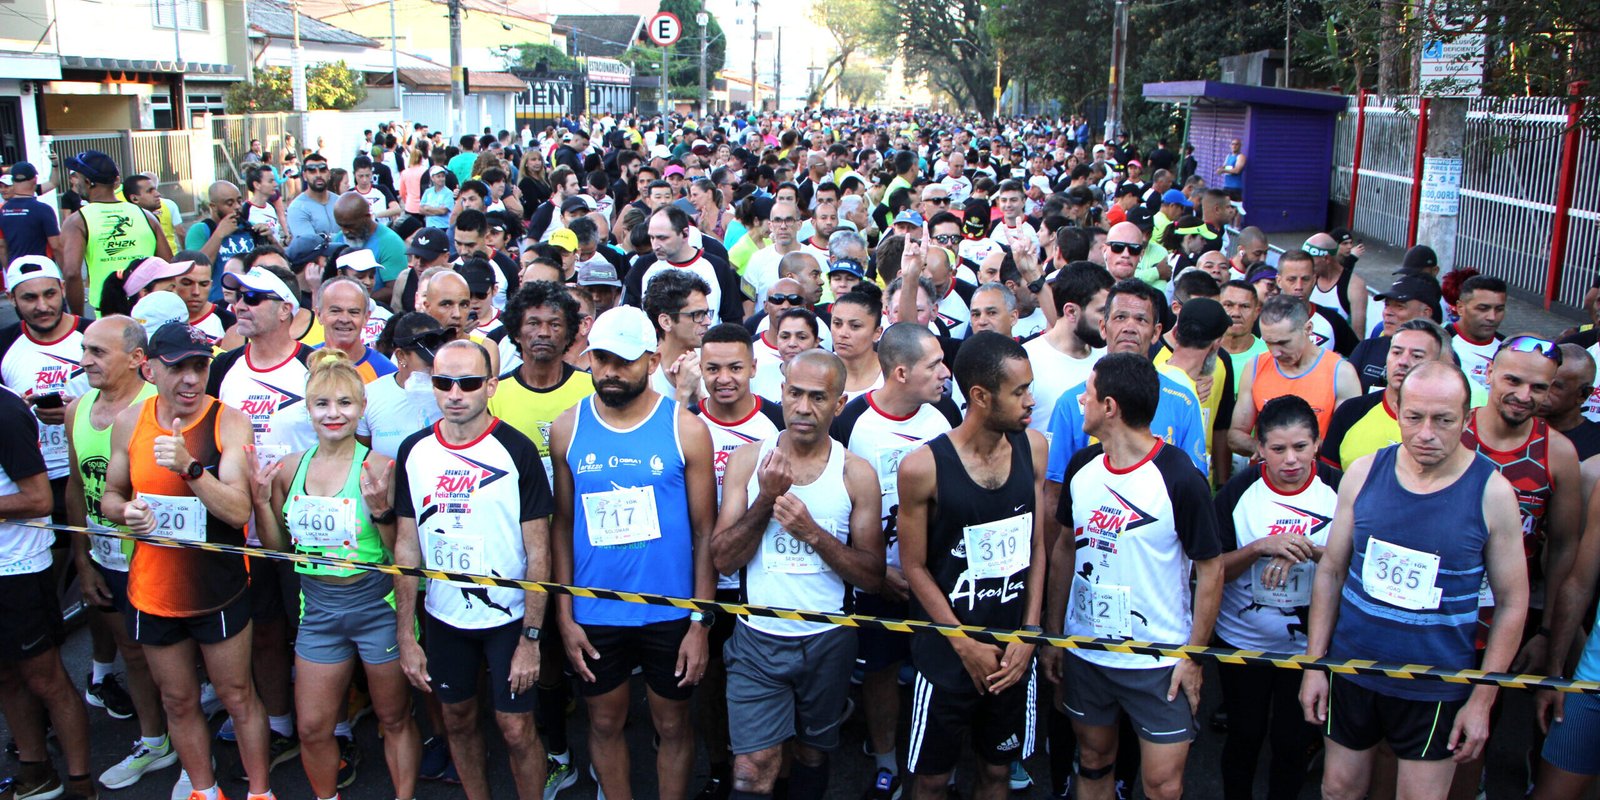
[898,332,1049,799]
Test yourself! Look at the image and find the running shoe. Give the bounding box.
[419,737,451,781]
[197,684,223,720]
[863,767,902,800]
[84,673,134,720]
[1008,760,1033,791]
[0,761,62,800]
[543,755,576,799]
[335,735,360,789]
[100,738,178,790]
[265,732,300,771]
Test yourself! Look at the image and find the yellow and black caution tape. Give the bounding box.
[28,520,1600,695]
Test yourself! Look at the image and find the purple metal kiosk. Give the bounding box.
[1142,80,1347,234]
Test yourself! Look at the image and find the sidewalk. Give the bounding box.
[1261,229,1582,339]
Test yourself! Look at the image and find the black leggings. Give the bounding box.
[1217,654,1318,800]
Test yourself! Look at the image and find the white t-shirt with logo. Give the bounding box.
[0,318,90,480]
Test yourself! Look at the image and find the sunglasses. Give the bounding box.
[1107,241,1146,255]
[769,216,800,225]
[924,197,951,205]
[1497,335,1563,364]
[237,289,281,306]
[431,375,489,392]
[397,328,456,359]
[302,164,330,173]
[767,293,805,306]
[932,233,962,245]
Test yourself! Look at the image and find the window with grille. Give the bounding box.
[153,0,207,31]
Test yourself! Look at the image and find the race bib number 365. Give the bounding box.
[1361,538,1442,611]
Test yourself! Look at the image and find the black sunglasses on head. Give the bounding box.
[397,328,456,358]
[431,375,489,392]
[237,289,281,306]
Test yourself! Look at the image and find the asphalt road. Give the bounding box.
[3,617,1542,800]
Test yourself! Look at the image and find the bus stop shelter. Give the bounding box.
[1143,80,1347,233]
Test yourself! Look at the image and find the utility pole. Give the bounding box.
[774,28,782,110]
[1104,0,1127,141]
[697,12,709,118]
[750,0,760,111]
[449,0,465,135]
[389,0,400,108]
[1283,0,1292,87]
[291,0,307,112]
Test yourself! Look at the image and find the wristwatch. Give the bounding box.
[370,508,397,525]
[522,626,542,642]
[181,461,204,481]
[689,609,715,628]
[1027,276,1048,295]
[1020,624,1044,634]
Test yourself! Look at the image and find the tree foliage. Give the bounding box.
[225,61,367,113]
[837,65,886,107]
[805,0,891,108]
[876,0,1002,117]
[509,42,578,74]
[659,0,726,90]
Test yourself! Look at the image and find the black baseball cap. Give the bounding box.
[1329,226,1354,244]
[7,162,38,182]
[285,234,330,268]
[456,259,496,295]
[1376,273,1442,307]
[406,228,449,260]
[1114,182,1142,198]
[147,322,215,365]
[1176,297,1232,342]
[1402,245,1439,273]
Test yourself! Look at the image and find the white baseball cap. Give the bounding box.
[4,255,63,292]
[582,305,658,361]
[130,290,191,337]
[336,249,381,273]
[221,266,301,313]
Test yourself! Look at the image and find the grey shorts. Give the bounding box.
[1059,654,1196,744]
[296,570,400,666]
[724,623,858,755]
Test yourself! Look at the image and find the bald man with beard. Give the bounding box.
[1307,231,1368,336]
[332,191,409,289]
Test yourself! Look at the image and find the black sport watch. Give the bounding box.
[689,609,715,628]
[182,461,204,480]
[522,626,542,642]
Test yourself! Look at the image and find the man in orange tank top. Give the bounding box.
[1229,294,1360,459]
[101,322,275,800]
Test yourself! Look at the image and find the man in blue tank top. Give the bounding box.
[1300,361,1529,800]
[548,305,719,800]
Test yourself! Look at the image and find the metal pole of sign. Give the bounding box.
[661,46,669,115]
[449,0,465,135]
[390,0,400,109]
[697,12,708,119]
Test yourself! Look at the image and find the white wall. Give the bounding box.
[300,108,403,165]
[56,0,230,66]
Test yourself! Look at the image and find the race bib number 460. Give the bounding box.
[289,495,358,549]
[1361,538,1442,611]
